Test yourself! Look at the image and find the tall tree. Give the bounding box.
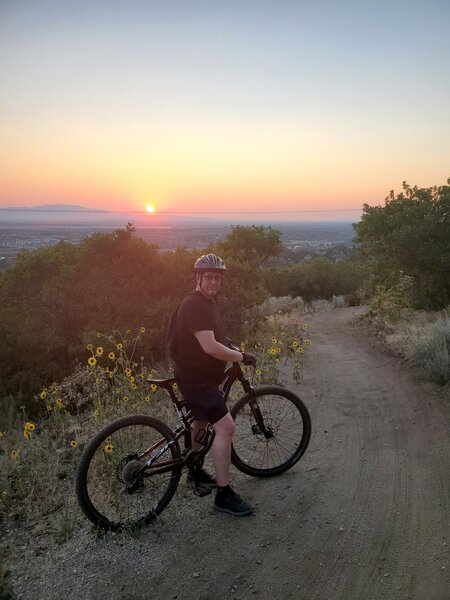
[353,180,450,308]
[217,225,283,267]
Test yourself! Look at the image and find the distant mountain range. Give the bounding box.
[0,204,107,212]
[0,203,218,226]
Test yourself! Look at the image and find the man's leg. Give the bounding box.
[211,412,235,486]
[212,412,253,516]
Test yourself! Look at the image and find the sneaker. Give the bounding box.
[187,468,217,497]
[214,486,253,516]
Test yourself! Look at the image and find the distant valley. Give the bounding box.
[0,205,357,269]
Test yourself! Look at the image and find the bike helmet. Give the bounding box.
[194,253,227,272]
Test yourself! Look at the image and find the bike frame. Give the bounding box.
[129,362,271,487]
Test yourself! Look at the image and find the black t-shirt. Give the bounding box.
[173,290,227,385]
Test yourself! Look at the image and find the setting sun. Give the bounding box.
[146,204,155,214]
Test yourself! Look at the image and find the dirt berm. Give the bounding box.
[6,307,450,600]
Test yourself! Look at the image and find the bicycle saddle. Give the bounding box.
[147,377,177,389]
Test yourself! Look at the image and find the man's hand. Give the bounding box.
[241,352,257,367]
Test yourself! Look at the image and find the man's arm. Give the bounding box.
[194,330,243,362]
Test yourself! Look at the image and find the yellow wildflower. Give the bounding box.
[23,430,30,440]
[150,384,157,392]
[96,346,104,356]
[304,339,311,345]
[88,356,97,366]
[108,352,116,360]
[55,398,64,408]
[271,336,277,344]
[291,340,299,348]
[297,347,304,354]
[24,422,36,432]
[144,395,151,402]
[0,431,4,439]
[47,404,52,412]
[140,326,146,333]
[131,383,137,390]
[104,443,113,454]
[303,323,308,328]
[123,396,129,402]
[173,382,178,390]
[11,450,19,460]
[125,368,132,377]
[39,389,47,400]
[94,409,100,419]
[70,440,78,448]
[116,343,123,350]
[275,347,281,354]
[256,369,262,376]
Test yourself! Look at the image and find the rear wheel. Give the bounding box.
[75,415,181,531]
[230,387,311,477]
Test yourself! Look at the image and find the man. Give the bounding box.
[171,253,256,516]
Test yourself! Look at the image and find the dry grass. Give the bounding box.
[373,308,449,385]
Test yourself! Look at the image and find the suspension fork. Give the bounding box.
[240,378,274,440]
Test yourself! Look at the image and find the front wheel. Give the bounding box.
[75,415,182,531]
[230,386,311,477]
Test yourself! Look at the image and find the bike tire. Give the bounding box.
[75,414,182,531]
[230,386,311,477]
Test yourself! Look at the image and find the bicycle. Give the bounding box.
[75,360,311,531]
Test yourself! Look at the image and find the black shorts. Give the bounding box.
[177,381,228,424]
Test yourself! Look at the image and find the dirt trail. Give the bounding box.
[7,307,450,599]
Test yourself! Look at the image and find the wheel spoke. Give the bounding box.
[231,388,311,477]
[76,416,181,530]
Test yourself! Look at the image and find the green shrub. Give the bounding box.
[370,273,415,321]
[264,258,368,302]
[354,180,450,309]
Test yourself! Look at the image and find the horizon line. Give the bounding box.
[1,207,363,215]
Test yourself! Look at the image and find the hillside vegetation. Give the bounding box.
[0,225,267,400]
[0,223,360,404]
[354,180,450,385]
[0,179,448,404]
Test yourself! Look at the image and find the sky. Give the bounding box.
[0,0,449,221]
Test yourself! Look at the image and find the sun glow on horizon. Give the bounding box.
[146,204,155,214]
